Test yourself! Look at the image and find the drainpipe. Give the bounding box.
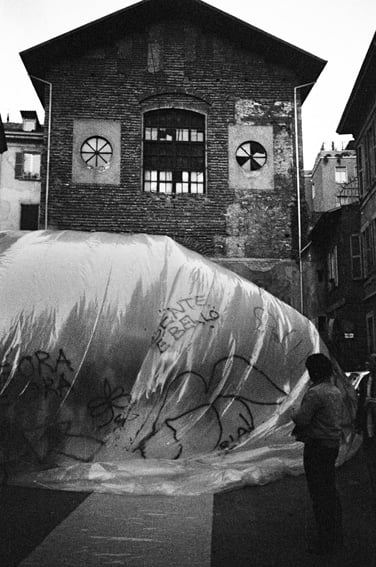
[30,75,52,230]
[294,81,316,314]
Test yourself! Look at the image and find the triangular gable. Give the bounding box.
[20,0,326,107]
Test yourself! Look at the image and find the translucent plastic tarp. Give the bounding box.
[0,230,359,494]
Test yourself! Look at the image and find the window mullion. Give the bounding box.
[143,109,205,194]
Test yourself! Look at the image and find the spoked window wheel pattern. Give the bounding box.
[236,141,267,171]
[81,136,113,170]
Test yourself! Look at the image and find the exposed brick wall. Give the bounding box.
[39,19,301,304]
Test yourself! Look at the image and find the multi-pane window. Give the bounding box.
[365,127,372,188]
[144,170,172,193]
[358,116,376,195]
[350,234,363,279]
[15,152,41,180]
[143,109,205,194]
[335,166,347,184]
[365,121,376,188]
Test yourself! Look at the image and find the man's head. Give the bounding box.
[305,353,333,383]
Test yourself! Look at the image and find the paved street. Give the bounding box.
[1,447,375,567]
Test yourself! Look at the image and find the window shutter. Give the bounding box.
[333,246,338,286]
[14,152,24,178]
[328,245,339,288]
[362,231,368,278]
[350,234,363,280]
[366,313,375,354]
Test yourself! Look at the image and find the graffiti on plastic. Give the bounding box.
[0,341,307,464]
[252,306,305,359]
[105,355,289,459]
[152,295,219,353]
[87,378,132,428]
[0,349,107,466]
[0,349,74,401]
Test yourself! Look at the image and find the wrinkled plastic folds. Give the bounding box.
[0,231,359,494]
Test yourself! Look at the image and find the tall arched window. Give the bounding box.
[143,109,205,194]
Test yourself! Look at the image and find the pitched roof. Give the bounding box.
[20,0,326,107]
[337,32,376,137]
[3,122,23,132]
[309,202,360,243]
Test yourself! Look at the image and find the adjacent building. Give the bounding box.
[302,199,366,370]
[302,138,365,369]
[0,111,43,230]
[19,0,326,309]
[338,31,376,355]
[305,142,357,214]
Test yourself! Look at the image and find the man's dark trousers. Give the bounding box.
[303,440,342,551]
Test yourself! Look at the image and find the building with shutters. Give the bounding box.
[302,200,366,370]
[305,143,357,214]
[301,140,366,369]
[338,31,376,355]
[0,111,43,230]
[20,0,326,308]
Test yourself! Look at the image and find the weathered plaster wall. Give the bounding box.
[72,120,121,184]
[216,257,300,308]
[311,153,357,213]
[0,142,41,230]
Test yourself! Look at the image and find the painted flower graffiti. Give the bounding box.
[109,355,288,459]
[88,378,131,428]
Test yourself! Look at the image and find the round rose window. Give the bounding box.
[236,141,267,171]
[80,136,113,171]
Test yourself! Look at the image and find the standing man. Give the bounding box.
[356,354,376,514]
[291,353,344,555]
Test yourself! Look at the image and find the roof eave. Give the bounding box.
[337,32,376,136]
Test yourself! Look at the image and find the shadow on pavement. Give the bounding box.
[0,485,90,567]
[1,447,375,567]
[212,447,376,567]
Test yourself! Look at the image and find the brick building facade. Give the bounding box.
[21,0,325,308]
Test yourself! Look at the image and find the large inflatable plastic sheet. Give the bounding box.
[0,230,359,495]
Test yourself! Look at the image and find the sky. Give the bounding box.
[0,0,375,169]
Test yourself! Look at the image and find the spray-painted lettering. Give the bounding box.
[152,295,219,353]
[0,348,74,401]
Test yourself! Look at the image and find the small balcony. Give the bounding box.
[337,177,359,205]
